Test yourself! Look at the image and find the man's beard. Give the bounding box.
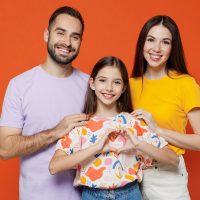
[47,42,79,65]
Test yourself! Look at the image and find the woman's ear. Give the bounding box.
[44,29,49,43]
[89,78,95,90]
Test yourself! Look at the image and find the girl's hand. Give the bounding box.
[95,128,119,153]
[132,109,159,133]
[117,129,140,154]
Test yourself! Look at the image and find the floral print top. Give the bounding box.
[56,112,167,189]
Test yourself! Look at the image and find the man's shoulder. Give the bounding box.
[74,68,89,81]
[11,65,41,85]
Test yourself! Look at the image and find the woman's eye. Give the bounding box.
[163,40,171,45]
[147,38,154,42]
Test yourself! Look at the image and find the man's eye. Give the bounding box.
[57,32,64,35]
[72,36,80,40]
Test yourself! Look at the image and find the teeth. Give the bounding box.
[57,47,70,55]
[103,93,114,98]
[59,48,69,53]
[150,54,161,59]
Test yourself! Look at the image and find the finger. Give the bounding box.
[106,128,117,134]
[132,109,144,115]
[64,113,88,121]
[68,121,87,130]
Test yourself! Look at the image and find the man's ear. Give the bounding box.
[44,29,49,43]
[89,78,95,90]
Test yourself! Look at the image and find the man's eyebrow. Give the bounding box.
[54,27,81,37]
[54,27,66,32]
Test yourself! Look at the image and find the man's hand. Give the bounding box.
[52,114,88,140]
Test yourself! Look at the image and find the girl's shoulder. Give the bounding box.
[115,112,138,123]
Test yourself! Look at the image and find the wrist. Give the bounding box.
[135,141,146,151]
[155,127,164,136]
[91,143,102,154]
[48,128,60,142]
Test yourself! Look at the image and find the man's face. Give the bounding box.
[46,14,83,65]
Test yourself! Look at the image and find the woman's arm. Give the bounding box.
[157,109,200,150]
[133,108,200,151]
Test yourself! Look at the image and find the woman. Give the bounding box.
[129,15,200,200]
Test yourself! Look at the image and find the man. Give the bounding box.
[0,6,88,200]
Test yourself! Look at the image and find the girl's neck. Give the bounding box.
[95,103,119,118]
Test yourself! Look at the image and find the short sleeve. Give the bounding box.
[0,80,24,128]
[56,127,81,155]
[141,129,168,148]
[131,119,168,168]
[181,77,200,113]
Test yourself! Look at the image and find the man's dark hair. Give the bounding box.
[48,6,84,34]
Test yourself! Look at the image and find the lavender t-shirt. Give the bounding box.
[0,66,89,200]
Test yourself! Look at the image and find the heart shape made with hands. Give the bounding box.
[108,131,126,149]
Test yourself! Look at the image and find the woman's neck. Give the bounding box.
[145,65,167,80]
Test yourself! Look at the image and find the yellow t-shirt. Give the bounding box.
[129,73,200,155]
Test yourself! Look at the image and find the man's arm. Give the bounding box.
[0,114,87,159]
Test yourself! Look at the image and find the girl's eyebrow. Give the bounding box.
[96,76,123,80]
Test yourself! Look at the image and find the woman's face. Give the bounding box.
[143,24,172,70]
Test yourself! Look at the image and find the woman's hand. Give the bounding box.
[132,109,160,133]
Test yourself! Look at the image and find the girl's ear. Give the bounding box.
[44,29,49,43]
[122,85,127,93]
[89,78,95,90]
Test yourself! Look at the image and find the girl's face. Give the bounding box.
[89,65,125,109]
[143,24,172,71]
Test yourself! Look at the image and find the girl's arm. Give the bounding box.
[132,108,200,151]
[49,128,117,175]
[49,145,99,175]
[124,131,179,167]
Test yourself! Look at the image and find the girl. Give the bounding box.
[49,56,179,200]
[130,15,200,200]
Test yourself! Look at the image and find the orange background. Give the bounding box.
[0,0,200,199]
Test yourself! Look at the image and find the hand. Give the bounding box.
[117,129,140,154]
[132,109,159,133]
[52,114,88,140]
[95,128,119,154]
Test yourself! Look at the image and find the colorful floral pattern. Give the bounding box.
[56,112,167,189]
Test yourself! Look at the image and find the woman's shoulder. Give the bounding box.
[169,71,194,80]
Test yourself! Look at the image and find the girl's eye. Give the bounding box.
[99,79,105,82]
[114,81,121,85]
